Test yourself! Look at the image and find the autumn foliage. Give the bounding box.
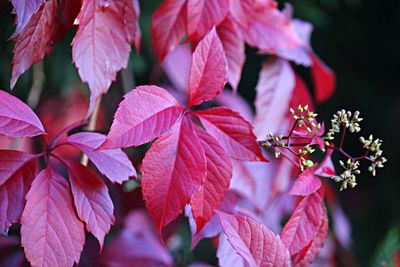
[0,0,364,266]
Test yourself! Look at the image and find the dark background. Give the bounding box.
[0,0,399,266]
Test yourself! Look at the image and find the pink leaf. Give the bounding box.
[218,212,291,267]
[190,124,232,233]
[67,162,114,249]
[187,0,229,40]
[243,5,300,52]
[101,211,173,266]
[141,119,206,234]
[0,150,37,186]
[289,169,322,197]
[0,159,36,234]
[0,91,45,138]
[217,16,245,91]
[101,86,183,149]
[151,0,187,62]
[21,166,85,267]
[229,0,254,29]
[72,0,139,114]
[10,0,57,88]
[163,44,192,92]
[11,0,45,34]
[294,204,328,266]
[217,232,248,267]
[188,28,227,107]
[314,149,336,178]
[281,192,323,256]
[65,132,136,183]
[253,58,295,139]
[194,107,265,161]
[311,54,336,103]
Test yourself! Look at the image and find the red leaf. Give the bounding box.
[253,58,295,139]
[218,212,291,267]
[194,107,265,161]
[11,0,45,34]
[101,211,173,266]
[243,5,300,52]
[163,44,192,92]
[0,91,45,138]
[217,232,248,267]
[151,0,187,62]
[217,16,245,91]
[10,0,57,88]
[0,159,36,234]
[21,166,85,267]
[72,0,139,114]
[281,192,323,256]
[229,0,254,29]
[188,28,227,107]
[101,86,183,149]
[141,119,206,234]
[311,54,336,103]
[65,132,136,183]
[187,0,229,40]
[0,150,37,186]
[289,169,322,197]
[190,124,232,233]
[67,162,114,248]
[294,204,329,266]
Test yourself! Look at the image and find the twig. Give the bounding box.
[27,61,45,109]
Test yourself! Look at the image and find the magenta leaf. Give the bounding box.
[217,16,245,91]
[229,0,254,29]
[67,161,115,249]
[188,28,228,107]
[0,90,45,138]
[294,204,328,266]
[11,0,45,34]
[101,85,183,149]
[101,211,173,266]
[65,132,136,183]
[21,166,85,267]
[163,44,192,92]
[218,212,292,267]
[217,232,248,267]
[11,0,57,88]
[194,107,265,161]
[190,124,232,233]
[281,192,324,256]
[253,58,295,139]
[72,0,140,114]
[311,54,336,103]
[289,169,322,197]
[0,150,38,186]
[0,159,36,234]
[187,0,229,40]
[141,119,206,234]
[151,0,187,62]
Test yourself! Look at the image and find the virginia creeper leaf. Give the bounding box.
[65,132,136,183]
[229,0,254,29]
[281,192,323,256]
[10,0,57,88]
[141,119,206,234]
[72,0,139,114]
[190,124,232,233]
[289,169,322,197]
[311,54,336,103]
[217,16,245,91]
[0,150,37,186]
[218,212,292,267]
[163,44,192,92]
[194,107,265,161]
[0,91,45,138]
[0,159,36,234]
[186,0,229,40]
[253,58,295,139]
[11,0,45,34]
[294,204,328,266]
[101,85,183,149]
[151,0,187,62]
[21,166,85,267]
[217,232,248,267]
[67,161,114,249]
[188,28,227,107]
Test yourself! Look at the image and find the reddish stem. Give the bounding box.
[49,120,88,151]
